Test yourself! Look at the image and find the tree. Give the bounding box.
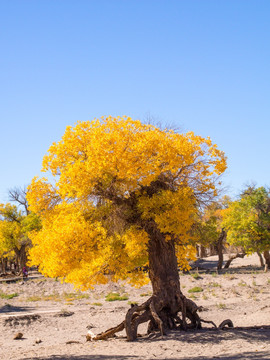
[194,196,230,270]
[0,199,41,273]
[0,203,29,271]
[223,186,270,271]
[27,116,227,340]
[8,186,30,215]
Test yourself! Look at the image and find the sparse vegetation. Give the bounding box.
[105,292,129,302]
[216,303,226,309]
[191,272,202,280]
[128,301,138,306]
[26,291,90,302]
[63,292,90,301]
[188,286,203,293]
[92,302,103,306]
[140,292,152,297]
[0,291,19,299]
[26,293,61,302]
[209,282,221,288]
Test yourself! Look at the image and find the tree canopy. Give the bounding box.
[27,116,226,290]
[0,202,41,270]
[223,186,270,257]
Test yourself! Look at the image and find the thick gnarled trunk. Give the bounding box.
[147,225,182,315]
[93,222,228,342]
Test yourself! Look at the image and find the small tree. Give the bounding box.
[27,116,227,340]
[194,197,230,270]
[0,200,41,273]
[223,186,270,270]
[0,203,29,271]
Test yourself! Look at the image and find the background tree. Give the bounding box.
[194,196,230,270]
[8,186,30,215]
[0,223,15,273]
[27,116,227,340]
[0,203,29,271]
[0,189,41,273]
[223,186,270,271]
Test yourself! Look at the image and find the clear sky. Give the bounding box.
[0,0,269,203]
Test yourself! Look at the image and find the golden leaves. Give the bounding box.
[27,116,227,289]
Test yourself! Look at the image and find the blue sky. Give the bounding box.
[0,0,269,203]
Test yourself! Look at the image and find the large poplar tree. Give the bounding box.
[27,116,227,340]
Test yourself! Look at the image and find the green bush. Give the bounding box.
[188,286,203,293]
[0,291,19,299]
[105,292,129,301]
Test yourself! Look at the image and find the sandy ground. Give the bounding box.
[1,254,270,360]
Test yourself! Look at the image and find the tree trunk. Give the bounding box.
[263,250,270,272]
[148,227,182,314]
[216,229,226,270]
[14,244,27,272]
[143,221,201,335]
[209,244,216,256]
[114,220,202,341]
[93,224,231,342]
[256,252,264,267]
[224,252,246,269]
[198,245,207,258]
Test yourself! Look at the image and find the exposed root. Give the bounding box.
[88,321,125,341]
[218,319,234,329]
[88,295,234,341]
[125,297,152,341]
[200,318,217,328]
[149,299,164,337]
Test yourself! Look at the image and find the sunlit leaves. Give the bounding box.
[222,187,270,254]
[27,116,226,289]
[0,203,38,260]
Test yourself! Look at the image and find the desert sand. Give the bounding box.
[1,254,270,360]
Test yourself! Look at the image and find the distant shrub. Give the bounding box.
[105,292,129,301]
[0,291,19,299]
[188,287,203,293]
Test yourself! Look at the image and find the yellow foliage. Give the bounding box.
[27,116,226,289]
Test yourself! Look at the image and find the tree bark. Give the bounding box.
[93,223,232,341]
[14,244,27,272]
[198,245,207,258]
[224,252,246,269]
[216,229,226,270]
[263,250,270,272]
[147,223,181,313]
[144,221,201,334]
[256,252,264,267]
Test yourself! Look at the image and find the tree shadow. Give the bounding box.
[22,356,139,360]
[20,351,270,360]
[173,352,270,360]
[191,258,219,270]
[140,327,270,345]
[190,257,263,274]
[0,304,36,313]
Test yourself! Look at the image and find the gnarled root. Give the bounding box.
[218,319,234,329]
[90,294,233,341]
[88,321,125,341]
